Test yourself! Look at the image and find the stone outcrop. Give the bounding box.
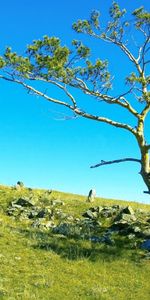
[6,198,150,253]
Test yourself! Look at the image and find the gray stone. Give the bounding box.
[132,226,141,234]
[28,210,38,219]
[90,235,114,245]
[121,206,135,215]
[55,211,68,220]
[82,209,98,219]
[53,223,81,237]
[13,197,34,207]
[36,209,47,218]
[87,189,96,202]
[128,234,136,240]
[141,239,150,251]
[142,229,150,238]
[114,212,136,225]
[37,208,53,218]
[89,236,102,243]
[121,213,136,222]
[50,200,64,206]
[39,220,55,229]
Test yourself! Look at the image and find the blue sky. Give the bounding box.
[0,0,150,203]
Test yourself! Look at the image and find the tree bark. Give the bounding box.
[140,149,150,193]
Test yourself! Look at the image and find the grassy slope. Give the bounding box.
[0,185,150,300]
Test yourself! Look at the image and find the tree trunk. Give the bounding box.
[140,149,150,193]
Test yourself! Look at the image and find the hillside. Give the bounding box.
[0,184,150,300]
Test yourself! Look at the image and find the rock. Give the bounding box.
[53,223,71,236]
[39,220,55,229]
[121,206,135,215]
[100,206,116,218]
[53,223,81,237]
[142,229,150,238]
[132,226,141,234]
[12,197,34,207]
[90,235,114,245]
[31,220,41,228]
[141,239,150,251]
[87,189,96,202]
[121,213,136,222]
[114,212,136,224]
[112,205,121,209]
[50,200,64,206]
[82,209,98,219]
[128,234,136,240]
[37,207,53,219]
[55,210,68,220]
[31,219,55,229]
[6,207,21,216]
[36,209,47,218]
[102,235,115,245]
[28,210,38,219]
[89,236,102,243]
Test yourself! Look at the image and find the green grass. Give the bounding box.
[0,184,150,300]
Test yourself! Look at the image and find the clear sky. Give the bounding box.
[0,0,150,203]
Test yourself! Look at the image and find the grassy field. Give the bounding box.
[0,184,150,300]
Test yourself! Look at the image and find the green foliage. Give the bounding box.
[0,3,149,97]
[0,56,6,68]
[79,59,111,91]
[132,6,150,29]
[72,40,90,58]
[73,2,128,42]
[4,47,32,77]
[27,36,70,80]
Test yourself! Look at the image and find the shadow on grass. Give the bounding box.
[34,237,126,262]
[19,227,140,262]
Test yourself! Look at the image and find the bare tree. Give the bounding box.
[0,3,150,193]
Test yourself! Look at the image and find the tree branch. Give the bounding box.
[71,79,140,118]
[33,76,77,108]
[0,75,72,109]
[87,32,143,75]
[73,108,137,135]
[0,75,137,135]
[90,158,141,168]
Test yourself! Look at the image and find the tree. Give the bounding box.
[0,2,150,194]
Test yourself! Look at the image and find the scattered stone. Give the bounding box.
[50,200,64,206]
[132,226,141,234]
[55,211,70,220]
[90,235,114,245]
[82,209,98,219]
[121,206,135,215]
[87,189,96,202]
[100,207,117,218]
[128,234,136,240]
[89,236,102,243]
[31,219,55,229]
[12,197,34,207]
[53,223,81,237]
[141,239,150,251]
[121,213,136,222]
[5,198,150,254]
[142,229,150,238]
